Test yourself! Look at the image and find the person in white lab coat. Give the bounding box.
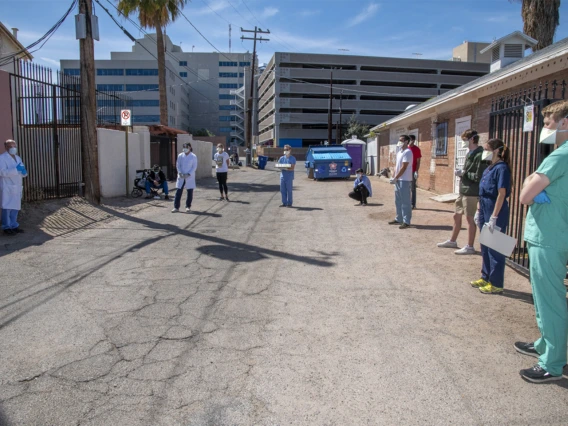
[0,139,28,236]
[173,142,198,213]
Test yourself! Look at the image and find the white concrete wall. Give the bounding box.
[176,134,214,180]
[97,128,144,198]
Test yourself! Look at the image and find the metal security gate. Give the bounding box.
[489,80,565,274]
[10,63,83,201]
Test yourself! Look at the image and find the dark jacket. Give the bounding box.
[460,146,488,196]
[148,170,166,184]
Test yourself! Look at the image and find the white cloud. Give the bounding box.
[39,57,61,68]
[261,7,279,19]
[193,0,230,16]
[298,10,321,18]
[347,3,380,28]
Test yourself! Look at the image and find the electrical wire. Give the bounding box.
[0,0,78,66]
[239,0,293,51]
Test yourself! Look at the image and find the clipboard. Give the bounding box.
[479,224,517,257]
[275,163,292,169]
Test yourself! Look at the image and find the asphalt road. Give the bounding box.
[1,164,567,426]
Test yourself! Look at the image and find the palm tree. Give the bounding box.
[117,0,188,126]
[510,0,561,51]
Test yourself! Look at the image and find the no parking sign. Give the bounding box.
[121,109,131,126]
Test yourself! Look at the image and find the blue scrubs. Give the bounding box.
[278,155,296,206]
[478,161,511,288]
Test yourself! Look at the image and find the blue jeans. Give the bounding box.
[145,180,168,195]
[479,197,509,288]
[280,178,293,206]
[174,180,193,209]
[395,180,412,225]
[1,209,19,230]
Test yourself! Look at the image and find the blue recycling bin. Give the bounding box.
[304,146,352,180]
[258,155,268,170]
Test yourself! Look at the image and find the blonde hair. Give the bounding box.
[542,99,568,122]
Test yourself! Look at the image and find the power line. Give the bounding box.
[240,0,294,51]
[200,0,230,24]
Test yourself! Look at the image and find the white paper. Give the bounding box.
[275,163,292,168]
[479,225,517,257]
[523,105,534,132]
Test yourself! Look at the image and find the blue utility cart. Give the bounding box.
[304,145,353,180]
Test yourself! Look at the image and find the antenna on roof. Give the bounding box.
[229,24,232,53]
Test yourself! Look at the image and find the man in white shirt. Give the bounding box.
[388,135,414,229]
[173,143,198,213]
[214,144,231,201]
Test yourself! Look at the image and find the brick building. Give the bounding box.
[370,33,568,196]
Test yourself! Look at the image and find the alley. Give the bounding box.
[1,165,567,426]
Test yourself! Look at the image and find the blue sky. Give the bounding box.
[3,0,568,69]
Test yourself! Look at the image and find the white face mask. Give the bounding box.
[8,147,17,155]
[396,141,404,148]
[217,148,223,152]
[356,174,362,179]
[460,139,470,149]
[284,151,290,156]
[482,150,493,162]
[539,127,568,145]
[183,148,189,153]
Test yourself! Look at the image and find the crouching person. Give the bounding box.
[145,164,169,200]
[349,168,372,206]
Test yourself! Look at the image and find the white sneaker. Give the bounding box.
[437,240,458,248]
[455,245,476,255]
[171,208,179,213]
[185,207,191,213]
[153,195,160,200]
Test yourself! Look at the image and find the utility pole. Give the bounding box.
[327,70,333,145]
[241,26,269,166]
[79,0,101,204]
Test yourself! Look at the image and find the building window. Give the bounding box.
[125,84,159,92]
[63,69,80,75]
[219,61,238,67]
[125,69,159,76]
[179,61,188,66]
[97,68,124,76]
[219,94,236,100]
[239,73,245,78]
[131,115,160,123]
[219,116,236,121]
[219,127,233,132]
[219,105,236,110]
[97,84,124,91]
[219,72,238,78]
[180,72,188,77]
[219,83,238,89]
[435,122,448,156]
[239,62,251,67]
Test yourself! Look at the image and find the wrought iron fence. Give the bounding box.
[10,61,133,201]
[489,80,566,274]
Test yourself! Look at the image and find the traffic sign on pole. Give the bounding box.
[121,109,131,126]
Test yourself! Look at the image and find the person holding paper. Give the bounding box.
[470,139,511,295]
[515,100,568,384]
[214,144,231,201]
[278,145,296,207]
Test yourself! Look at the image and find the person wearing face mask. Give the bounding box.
[278,145,296,207]
[514,100,568,384]
[349,168,372,206]
[438,129,488,254]
[469,139,511,295]
[0,139,28,236]
[214,144,231,201]
[388,135,413,229]
[145,164,169,200]
[173,143,198,213]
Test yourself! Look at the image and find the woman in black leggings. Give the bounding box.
[214,144,231,201]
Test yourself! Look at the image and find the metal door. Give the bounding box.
[454,116,472,193]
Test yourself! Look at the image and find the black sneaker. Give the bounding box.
[279,204,286,207]
[164,195,169,200]
[388,220,401,225]
[13,228,24,233]
[399,223,410,229]
[3,229,15,236]
[225,196,230,202]
[145,195,152,199]
[514,342,539,359]
[520,364,562,383]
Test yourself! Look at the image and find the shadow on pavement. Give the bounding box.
[197,244,266,262]
[0,405,10,426]
[502,289,534,305]
[289,206,323,212]
[221,182,282,193]
[189,211,222,218]
[411,224,454,231]
[414,208,452,213]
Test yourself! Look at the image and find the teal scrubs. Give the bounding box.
[524,141,568,376]
[278,155,296,206]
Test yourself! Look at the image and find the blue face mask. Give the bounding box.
[8,147,17,155]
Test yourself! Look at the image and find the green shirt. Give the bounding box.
[524,142,568,250]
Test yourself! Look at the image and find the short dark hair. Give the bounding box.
[409,135,416,141]
[356,168,364,174]
[399,135,410,143]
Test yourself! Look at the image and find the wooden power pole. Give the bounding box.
[241,27,269,164]
[79,0,101,204]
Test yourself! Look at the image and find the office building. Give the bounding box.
[257,52,490,147]
[452,41,492,63]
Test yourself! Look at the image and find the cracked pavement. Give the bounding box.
[1,164,568,425]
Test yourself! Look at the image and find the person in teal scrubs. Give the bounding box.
[516,100,568,383]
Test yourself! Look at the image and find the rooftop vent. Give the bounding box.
[480,31,538,73]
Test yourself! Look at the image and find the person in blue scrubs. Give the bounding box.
[349,168,373,206]
[470,138,512,295]
[278,144,296,207]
